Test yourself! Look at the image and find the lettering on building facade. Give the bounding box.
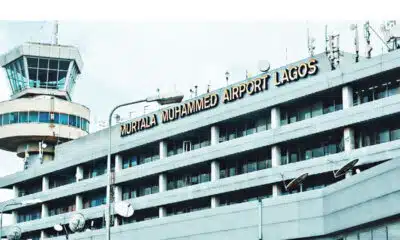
[120,59,319,137]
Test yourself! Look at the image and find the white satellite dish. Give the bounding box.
[53,224,63,232]
[258,60,271,73]
[333,159,359,178]
[68,213,86,232]
[7,226,22,240]
[114,201,134,218]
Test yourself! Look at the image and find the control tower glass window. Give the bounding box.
[27,57,72,91]
[4,57,28,93]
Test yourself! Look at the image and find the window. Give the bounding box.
[60,113,68,125]
[183,141,192,152]
[10,112,18,124]
[39,112,49,123]
[69,114,77,127]
[3,113,10,125]
[19,112,28,123]
[0,114,2,126]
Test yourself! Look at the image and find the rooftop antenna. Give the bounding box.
[143,105,150,114]
[380,20,400,51]
[307,28,316,57]
[207,80,211,93]
[53,20,59,45]
[189,89,194,98]
[114,114,121,123]
[328,31,341,70]
[364,21,373,58]
[325,25,329,55]
[246,70,249,79]
[194,85,198,97]
[350,24,360,63]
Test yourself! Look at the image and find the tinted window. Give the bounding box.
[60,114,68,125]
[39,112,49,123]
[19,112,28,123]
[29,111,39,123]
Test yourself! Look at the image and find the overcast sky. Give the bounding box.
[0,20,397,204]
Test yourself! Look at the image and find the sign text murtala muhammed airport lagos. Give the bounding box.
[120,59,318,137]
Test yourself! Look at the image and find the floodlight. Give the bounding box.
[69,213,86,232]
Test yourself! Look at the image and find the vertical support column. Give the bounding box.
[115,154,123,173]
[13,185,19,198]
[159,206,167,218]
[211,197,220,208]
[41,203,49,218]
[342,85,354,109]
[271,107,280,129]
[40,230,47,239]
[158,140,168,218]
[113,185,122,226]
[42,176,49,191]
[344,127,355,152]
[211,125,220,208]
[11,211,17,225]
[271,145,282,197]
[75,195,83,211]
[76,165,84,182]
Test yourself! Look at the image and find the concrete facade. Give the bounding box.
[1,49,400,240]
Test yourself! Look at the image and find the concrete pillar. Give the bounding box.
[271,145,281,197]
[159,140,168,218]
[41,203,49,218]
[75,195,83,210]
[76,165,84,182]
[159,141,168,159]
[271,107,280,129]
[211,125,220,145]
[344,127,355,152]
[115,154,123,172]
[211,196,220,208]
[159,174,167,193]
[114,186,122,202]
[13,185,19,198]
[11,211,17,225]
[342,85,354,109]
[42,176,49,191]
[272,185,282,197]
[40,230,47,239]
[159,206,167,218]
[211,161,220,182]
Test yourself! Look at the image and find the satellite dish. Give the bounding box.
[284,173,308,192]
[333,159,359,178]
[7,226,22,240]
[41,142,47,149]
[114,201,134,218]
[53,224,63,232]
[68,213,86,232]
[258,60,271,73]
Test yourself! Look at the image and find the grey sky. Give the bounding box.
[0,20,396,202]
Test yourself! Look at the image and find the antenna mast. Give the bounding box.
[307,28,315,57]
[325,25,328,55]
[53,20,59,45]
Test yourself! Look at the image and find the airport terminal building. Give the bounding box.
[1,41,400,240]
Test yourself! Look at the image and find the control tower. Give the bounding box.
[0,42,90,169]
